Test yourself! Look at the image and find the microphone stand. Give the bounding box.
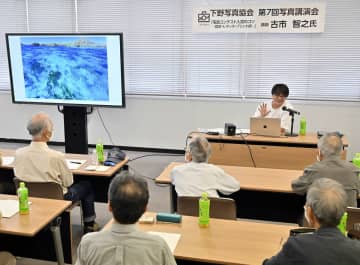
[285,111,299,137]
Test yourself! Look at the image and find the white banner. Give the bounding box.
[193,3,326,33]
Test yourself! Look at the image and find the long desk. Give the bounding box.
[0,148,128,202]
[190,132,348,169]
[104,214,295,265]
[156,162,306,223]
[0,195,72,264]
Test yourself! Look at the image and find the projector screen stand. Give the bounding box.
[58,106,93,154]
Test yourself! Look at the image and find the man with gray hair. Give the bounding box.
[292,132,360,206]
[14,112,99,233]
[170,135,240,197]
[263,178,360,265]
[76,171,177,265]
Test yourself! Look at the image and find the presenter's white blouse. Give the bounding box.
[170,162,240,197]
[253,100,294,132]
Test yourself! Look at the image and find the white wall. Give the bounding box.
[0,91,359,159]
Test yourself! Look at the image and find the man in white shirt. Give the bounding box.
[171,136,240,197]
[76,171,177,265]
[14,112,98,233]
[253,83,293,132]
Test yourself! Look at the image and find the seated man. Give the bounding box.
[171,135,240,197]
[253,83,293,133]
[0,153,15,194]
[14,112,98,233]
[292,133,360,206]
[0,251,16,265]
[75,171,177,265]
[263,178,360,265]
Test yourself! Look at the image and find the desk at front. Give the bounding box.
[190,132,348,170]
[105,214,295,265]
[0,148,128,202]
[0,195,72,265]
[156,162,306,223]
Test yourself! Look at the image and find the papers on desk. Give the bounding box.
[2,156,14,166]
[148,231,181,253]
[0,199,19,218]
[0,200,32,218]
[84,165,111,172]
[198,128,250,135]
[66,159,86,170]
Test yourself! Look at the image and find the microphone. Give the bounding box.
[282,106,300,115]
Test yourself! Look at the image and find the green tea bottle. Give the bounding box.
[96,140,104,164]
[199,192,210,228]
[299,117,307,136]
[18,182,29,215]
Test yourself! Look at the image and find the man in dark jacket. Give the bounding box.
[264,178,360,265]
[292,132,360,206]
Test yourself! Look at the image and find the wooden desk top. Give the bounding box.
[0,194,71,236]
[105,214,295,265]
[0,148,128,177]
[191,132,349,146]
[156,162,302,193]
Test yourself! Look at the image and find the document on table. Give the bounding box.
[0,199,19,218]
[198,128,250,134]
[0,200,32,218]
[66,159,87,170]
[2,156,14,166]
[84,165,111,171]
[148,231,181,253]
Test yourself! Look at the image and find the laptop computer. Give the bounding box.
[250,117,281,137]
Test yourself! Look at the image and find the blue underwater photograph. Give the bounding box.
[20,36,109,101]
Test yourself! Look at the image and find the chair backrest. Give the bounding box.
[347,207,360,237]
[177,196,237,220]
[13,178,64,200]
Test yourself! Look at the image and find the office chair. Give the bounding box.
[177,196,237,220]
[346,206,360,239]
[13,178,83,227]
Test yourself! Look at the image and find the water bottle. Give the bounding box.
[91,149,98,165]
[337,212,348,236]
[96,140,104,164]
[299,117,307,136]
[353,153,360,169]
[199,192,210,228]
[18,182,29,215]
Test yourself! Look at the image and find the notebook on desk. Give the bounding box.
[250,117,281,137]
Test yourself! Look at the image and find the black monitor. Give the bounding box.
[6,33,126,154]
[6,33,125,108]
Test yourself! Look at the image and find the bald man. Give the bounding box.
[14,112,99,233]
[292,133,360,207]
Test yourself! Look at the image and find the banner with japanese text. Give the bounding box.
[193,3,326,33]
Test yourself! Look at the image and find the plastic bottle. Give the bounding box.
[337,212,348,235]
[18,182,29,215]
[91,149,98,165]
[353,153,360,169]
[96,140,104,164]
[299,117,307,136]
[199,192,210,227]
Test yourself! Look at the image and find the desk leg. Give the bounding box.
[50,219,65,265]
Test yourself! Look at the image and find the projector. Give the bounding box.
[224,123,236,136]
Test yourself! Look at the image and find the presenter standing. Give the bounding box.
[253,83,294,133]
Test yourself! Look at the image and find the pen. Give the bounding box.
[69,161,82,164]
